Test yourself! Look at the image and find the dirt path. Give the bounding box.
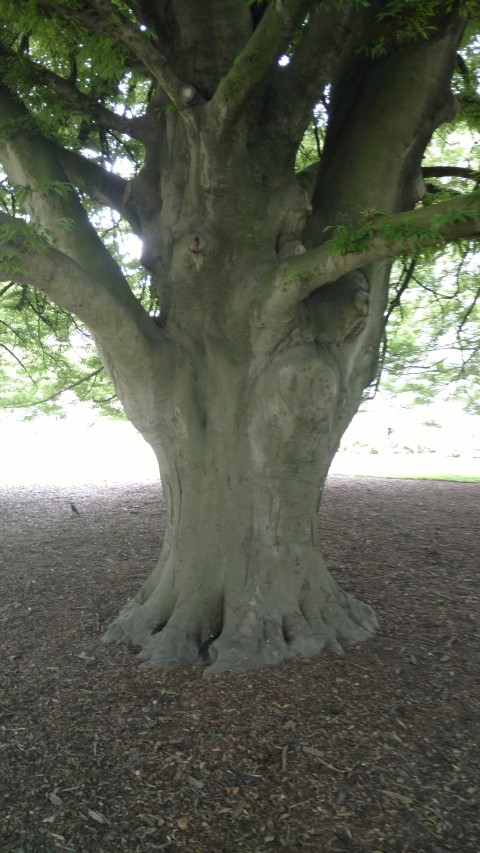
[0,477,479,852]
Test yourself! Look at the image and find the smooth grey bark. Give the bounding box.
[97,78,389,672]
[101,21,466,674]
[103,288,381,674]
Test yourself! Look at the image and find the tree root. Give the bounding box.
[103,587,378,676]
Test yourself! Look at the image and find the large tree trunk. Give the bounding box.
[103,292,380,674]
[54,19,465,675]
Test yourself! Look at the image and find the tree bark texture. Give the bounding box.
[103,305,380,673]
[100,92,390,671]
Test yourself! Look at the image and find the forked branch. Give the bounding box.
[85,0,187,104]
[0,211,157,364]
[211,0,312,126]
[263,1,367,158]
[54,146,141,233]
[0,48,144,138]
[0,83,137,287]
[268,191,480,315]
[36,0,185,103]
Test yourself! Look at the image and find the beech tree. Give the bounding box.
[0,1,479,674]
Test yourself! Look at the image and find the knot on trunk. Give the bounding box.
[179,84,198,106]
[278,239,307,261]
[189,234,207,253]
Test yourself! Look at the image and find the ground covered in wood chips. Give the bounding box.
[0,476,479,853]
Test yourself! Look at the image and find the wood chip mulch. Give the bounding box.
[0,476,479,852]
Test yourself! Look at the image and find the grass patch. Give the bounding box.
[351,473,480,483]
[393,473,480,483]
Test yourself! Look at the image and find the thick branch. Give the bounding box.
[422,166,480,182]
[304,19,464,244]
[121,0,165,34]
[285,1,360,97]
[210,0,311,126]
[0,211,157,364]
[255,1,369,164]
[269,192,480,315]
[0,48,144,138]
[144,0,253,100]
[34,0,185,101]
[31,0,141,76]
[77,0,187,104]
[0,83,132,285]
[300,164,480,200]
[53,146,141,233]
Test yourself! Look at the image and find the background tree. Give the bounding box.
[0,0,479,674]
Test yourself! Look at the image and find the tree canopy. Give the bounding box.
[0,0,479,418]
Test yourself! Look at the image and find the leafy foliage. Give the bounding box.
[381,245,480,413]
[0,0,479,416]
[378,40,480,414]
[0,178,149,415]
[293,23,480,413]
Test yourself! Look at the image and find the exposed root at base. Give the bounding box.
[103,590,378,676]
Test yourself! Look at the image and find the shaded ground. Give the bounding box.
[0,476,479,853]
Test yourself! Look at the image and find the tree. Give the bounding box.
[380,246,480,413]
[0,1,479,675]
